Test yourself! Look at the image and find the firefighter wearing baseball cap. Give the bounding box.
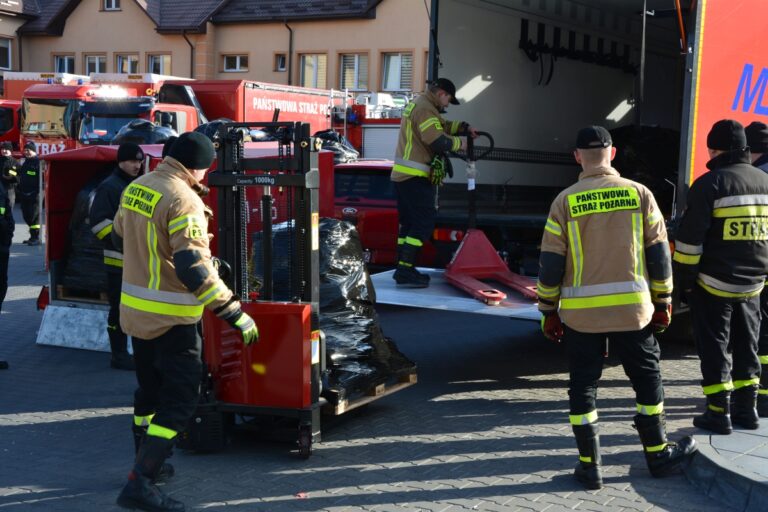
[390,77,477,287]
[746,120,768,418]
[18,142,42,245]
[89,142,145,371]
[0,141,18,210]
[114,132,258,511]
[675,119,768,434]
[538,126,696,490]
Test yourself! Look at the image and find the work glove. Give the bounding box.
[430,155,446,186]
[227,310,260,345]
[540,312,564,343]
[650,303,672,334]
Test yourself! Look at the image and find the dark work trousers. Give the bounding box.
[759,288,768,359]
[132,324,202,435]
[395,177,436,245]
[0,245,8,311]
[565,324,663,414]
[689,285,760,388]
[3,186,13,210]
[106,271,128,352]
[19,194,39,232]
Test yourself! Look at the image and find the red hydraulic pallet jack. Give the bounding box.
[444,132,538,305]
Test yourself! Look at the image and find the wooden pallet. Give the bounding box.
[56,285,109,304]
[324,372,417,416]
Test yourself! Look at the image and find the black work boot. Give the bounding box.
[117,435,184,512]
[109,328,135,371]
[393,244,429,288]
[758,366,768,418]
[572,423,603,490]
[27,228,40,246]
[133,425,175,483]
[693,391,732,434]
[635,413,698,477]
[731,385,760,429]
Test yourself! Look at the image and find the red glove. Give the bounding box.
[540,312,564,343]
[651,303,672,333]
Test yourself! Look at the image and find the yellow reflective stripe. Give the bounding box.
[579,455,593,463]
[29,224,41,229]
[146,223,160,290]
[733,378,760,389]
[712,205,768,217]
[121,292,204,317]
[632,213,644,281]
[147,423,177,440]
[197,282,226,306]
[419,117,442,132]
[697,279,762,299]
[569,410,598,425]
[647,210,663,226]
[560,291,648,310]
[133,414,155,427]
[404,237,422,247]
[7,169,16,176]
[105,257,124,267]
[168,215,190,235]
[644,443,668,453]
[536,281,560,298]
[0,207,4,215]
[451,136,461,152]
[450,120,460,134]
[392,163,429,178]
[759,389,768,396]
[96,223,113,240]
[708,403,726,413]
[567,221,583,287]
[759,355,768,365]
[544,218,562,236]
[403,102,415,117]
[672,251,701,265]
[674,241,703,254]
[636,402,664,415]
[702,381,734,395]
[404,117,414,160]
[650,278,673,292]
[397,237,405,245]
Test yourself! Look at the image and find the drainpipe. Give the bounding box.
[16,30,22,71]
[285,22,293,85]
[182,30,195,78]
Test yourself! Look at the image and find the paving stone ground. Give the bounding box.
[0,206,734,511]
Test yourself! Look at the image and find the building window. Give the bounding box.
[299,54,327,89]
[54,54,75,73]
[382,52,413,91]
[0,39,10,70]
[274,54,287,72]
[148,54,171,75]
[104,0,120,10]
[116,54,139,73]
[223,55,248,72]
[85,54,106,74]
[339,53,368,91]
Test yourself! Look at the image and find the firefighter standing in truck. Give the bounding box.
[674,120,768,434]
[745,120,768,418]
[390,78,476,287]
[89,142,144,371]
[537,126,696,490]
[113,132,259,512]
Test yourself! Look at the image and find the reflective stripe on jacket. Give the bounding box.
[113,157,240,339]
[538,165,668,333]
[391,90,463,182]
[89,167,134,272]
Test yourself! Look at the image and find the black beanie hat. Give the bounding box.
[0,141,13,151]
[161,135,178,158]
[23,141,37,152]
[167,131,215,170]
[117,142,145,163]
[706,119,747,151]
[745,121,768,153]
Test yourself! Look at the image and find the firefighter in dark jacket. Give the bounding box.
[0,141,18,210]
[673,119,768,434]
[18,142,41,245]
[745,120,768,418]
[89,142,145,371]
[390,78,476,287]
[0,179,12,370]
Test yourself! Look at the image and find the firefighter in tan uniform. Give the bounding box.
[537,126,696,490]
[114,132,258,512]
[390,78,476,287]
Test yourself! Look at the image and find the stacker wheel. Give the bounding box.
[298,425,312,459]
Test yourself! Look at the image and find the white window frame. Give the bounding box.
[85,54,106,74]
[339,53,368,91]
[274,54,287,72]
[0,39,11,71]
[116,54,139,73]
[299,54,327,89]
[54,55,75,74]
[223,54,248,72]
[382,52,413,92]
[148,54,171,75]
[104,0,121,10]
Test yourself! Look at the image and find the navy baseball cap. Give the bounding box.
[576,126,612,149]
[433,78,460,105]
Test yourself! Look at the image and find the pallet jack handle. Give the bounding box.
[463,131,494,229]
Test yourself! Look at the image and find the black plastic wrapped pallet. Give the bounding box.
[60,176,108,293]
[251,218,416,405]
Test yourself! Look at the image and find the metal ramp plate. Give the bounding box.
[371,269,540,321]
